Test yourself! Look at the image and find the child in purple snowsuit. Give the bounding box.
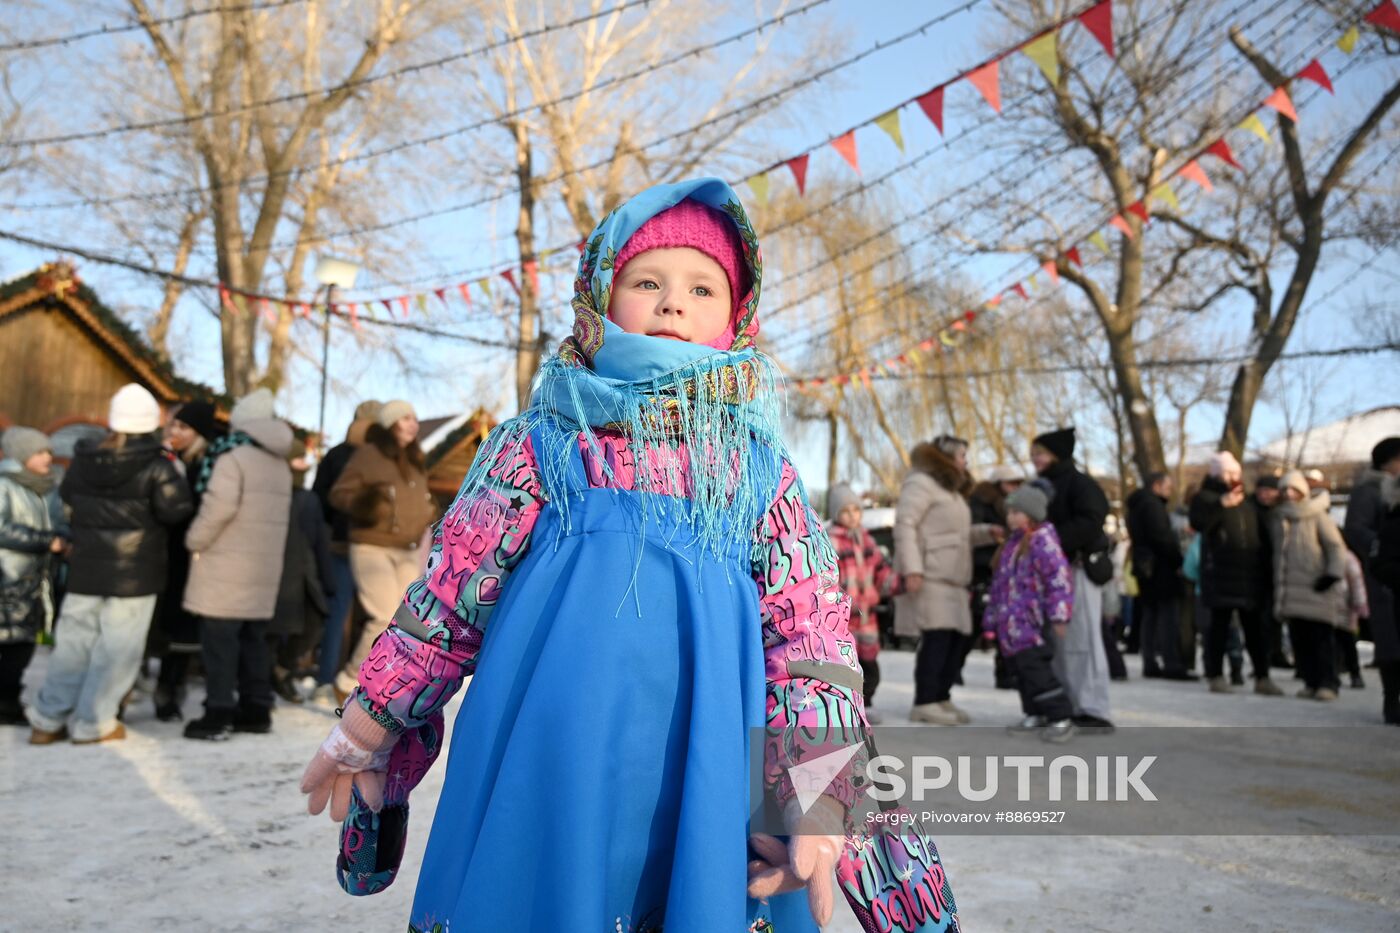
[984,483,1077,739]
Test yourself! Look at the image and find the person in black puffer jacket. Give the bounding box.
[26,385,194,744]
[1032,427,1114,730]
[1127,473,1194,681]
[1189,451,1284,696]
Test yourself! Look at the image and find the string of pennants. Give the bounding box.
[790,0,1400,393]
[214,0,1119,324]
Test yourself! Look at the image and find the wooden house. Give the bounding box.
[0,262,226,458]
[420,408,497,510]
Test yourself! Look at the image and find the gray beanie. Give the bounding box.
[230,388,276,428]
[1005,484,1049,523]
[2,426,52,466]
[827,482,862,521]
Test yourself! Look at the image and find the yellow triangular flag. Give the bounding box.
[1027,273,1039,292]
[1150,182,1179,210]
[416,293,429,316]
[477,277,492,298]
[1238,113,1270,144]
[874,109,905,152]
[1338,25,1359,54]
[1089,230,1110,253]
[747,172,770,207]
[1022,32,1059,86]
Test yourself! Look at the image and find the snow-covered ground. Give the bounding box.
[5,645,1399,932]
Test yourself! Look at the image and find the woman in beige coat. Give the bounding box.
[1271,470,1347,701]
[329,400,438,699]
[894,436,1002,725]
[182,389,293,739]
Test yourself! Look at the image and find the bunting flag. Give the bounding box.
[259,297,276,324]
[1089,230,1110,253]
[1108,214,1135,238]
[1178,159,1212,191]
[1126,200,1149,223]
[916,86,945,134]
[416,293,429,317]
[985,293,1003,307]
[523,259,540,295]
[478,276,492,299]
[786,154,810,196]
[1079,0,1115,57]
[1262,86,1298,122]
[347,303,360,331]
[1027,273,1039,292]
[1205,139,1242,170]
[1041,259,1060,284]
[1150,182,1179,209]
[747,172,770,206]
[1238,113,1271,144]
[1296,59,1334,94]
[433,287,449,306]
[457,283,472,307]
[1011,282,1028,300]
[1337,25,1359,53]
[381,299,394,318]
[831,131,860,174]
[966,60,1002,113]
[1022,32,1059,85]
[1065,246,1084,267]
[874,109,905,152]
[1364,0,1400,33]
[219,284,235,315]
[500,268,519,295]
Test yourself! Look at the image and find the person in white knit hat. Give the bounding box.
[27,384,194,744]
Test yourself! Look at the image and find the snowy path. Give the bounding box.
[5,646,1399,932]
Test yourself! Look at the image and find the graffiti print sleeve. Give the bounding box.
[355,431,544,732]
[757,460,869,811]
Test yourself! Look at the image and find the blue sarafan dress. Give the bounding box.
[351,179,869,932]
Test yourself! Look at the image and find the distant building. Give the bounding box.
[0,262,227,458]
[1255,406,1400,481]
[419,408,497,510]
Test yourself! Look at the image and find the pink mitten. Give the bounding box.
[747,796,846,926]
[301,700,399,822]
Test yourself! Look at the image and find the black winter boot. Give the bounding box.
[232,703,273,735]
[184,707,234,741]
[1380,662,1400,726]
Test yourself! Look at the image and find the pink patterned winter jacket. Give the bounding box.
[352,429,869,811]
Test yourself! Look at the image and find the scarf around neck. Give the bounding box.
[459,178,810,559]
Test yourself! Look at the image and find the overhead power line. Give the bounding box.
[0,0,305,53]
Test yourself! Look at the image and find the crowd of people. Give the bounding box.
[0,385,438,743]
[827,429,1400,740]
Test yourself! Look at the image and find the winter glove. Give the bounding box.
[1313,574,1340,593]
[746,796,846,926]
[301,698,400,822]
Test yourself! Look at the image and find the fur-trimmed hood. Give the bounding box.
[909,442,969,495]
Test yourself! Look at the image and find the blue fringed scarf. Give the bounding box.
[457,178,807,559]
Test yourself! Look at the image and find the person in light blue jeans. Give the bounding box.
[26,384,194,744]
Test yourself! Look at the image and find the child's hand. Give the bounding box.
[746,797,845,925]
[300,700,398,822]
[1052,622,1069,641]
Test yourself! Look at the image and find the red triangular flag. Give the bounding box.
[830,131,859,174]
[985,293,1003,308]
[1296,59,1333,94]
[259,298,276,324]
[1364,0,1400,33]
[1078,0,1115,58]
[1262,86,1298,122]
[381,299,394,317]
[457,283,472,306]
[1205,139,1242,170]
[347,303,360,331]
[575,239,586,253]
[1041,260,1060,284]
[522,259,540,295]
[218,284,235,314]
[433,287,449,306]
[1011,282,1028,299]
[1178,159,1213,191]
[397,295,411,318]
[1126,200,1149,222]
[966,60,1002,113]
[1066,246,1083,267]
[1109,215,1135,238]
[786,154,810,195]
[963,309,978,322]
[500,269,518,295]
[916,86,946,134]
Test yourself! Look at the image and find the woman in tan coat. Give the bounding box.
[894,436,1002,725]
[329,400,438,699]
[1271,471,1347,701]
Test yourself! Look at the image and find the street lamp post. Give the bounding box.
[312,256,360,453]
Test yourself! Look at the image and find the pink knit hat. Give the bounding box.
[611,199,749,350]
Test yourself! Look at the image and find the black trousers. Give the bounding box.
[1289,617,1338,692]
[1335,629,1360,679]
[1102,617,1127,679]
[1205,607,1270,679]
[1008,643,1074,721]
[914,630,965,705]
[0,641,37,706]
[859,656,880,705]
[199,617,274,711]
[1138,598,1184,674]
